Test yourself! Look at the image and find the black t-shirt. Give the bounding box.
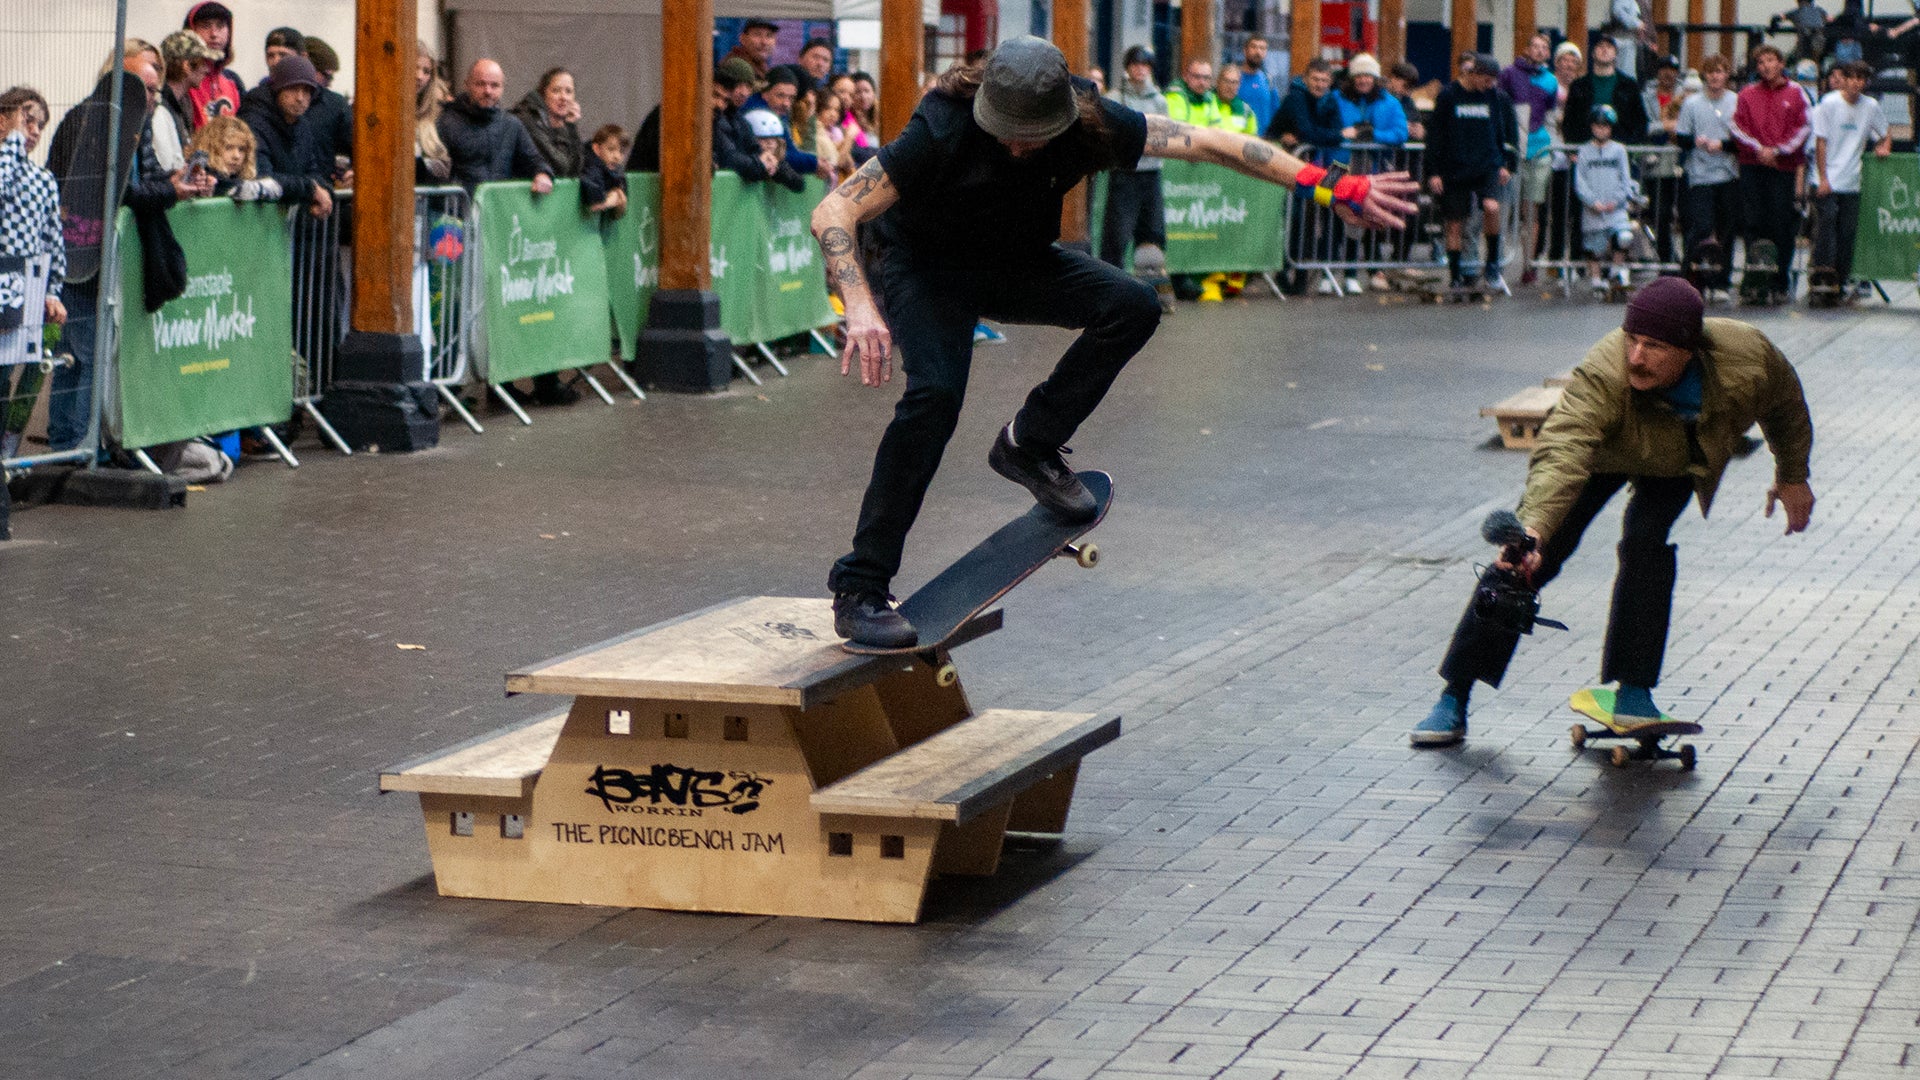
[873,79,1147,263]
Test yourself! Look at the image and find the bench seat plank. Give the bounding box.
[379,712,566,798]
[811,709,1120,825]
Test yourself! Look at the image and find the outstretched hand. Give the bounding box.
[1334,170,1421,231]
[1766,481,1815,535]
[840,303,893,387]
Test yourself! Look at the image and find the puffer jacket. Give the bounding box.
[1519,320,1814,540]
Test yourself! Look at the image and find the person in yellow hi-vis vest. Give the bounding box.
[1164,57,1217,125]
[1198,65,1262,299]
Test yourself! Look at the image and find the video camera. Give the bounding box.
[1473,510,1567,635]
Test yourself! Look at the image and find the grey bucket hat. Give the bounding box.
[974,36,1078,142]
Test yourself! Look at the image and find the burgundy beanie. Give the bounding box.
[1623,276,1704,351]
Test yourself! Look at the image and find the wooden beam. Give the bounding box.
[1452,0,1476,67]
[659,0,711,291]
[1184,0,1215,73]
[1288,0,1317,76]
[1514,0,1536,59]
[1651,0,1670,55]
[1379,0,1406,68]
[350,0,417,334]
[1568,0,1588,52]
[1054,0,1089,246]
[1720,0,1736,61]
[1688,0,1706,65]
[880,0,921,141]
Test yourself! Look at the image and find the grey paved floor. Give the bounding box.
[4,285,1918,1080]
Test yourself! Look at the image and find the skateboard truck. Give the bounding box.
[1568,688,1702,769]
[1060,542,1099,568]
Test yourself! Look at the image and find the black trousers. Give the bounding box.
[1740,164,1800,279]
[1099,169,1167,267]
[828,246,1161,595]
[1812,191,1862,282]
[1683,179,1741,288]
[1440,474,1693,692]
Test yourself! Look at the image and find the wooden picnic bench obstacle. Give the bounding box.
[379,596,1120,923]
[1480,375,1568,450]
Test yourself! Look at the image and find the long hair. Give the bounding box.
[935,59,1112,161]
[191,114,256,179]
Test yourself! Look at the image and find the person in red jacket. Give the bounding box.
[1730,44,1810,302]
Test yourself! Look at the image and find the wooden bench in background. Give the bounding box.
[379,596,1120,923]
[1480,383,1564,450]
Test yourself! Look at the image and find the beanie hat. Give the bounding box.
[1623,276,1704,351]
[303,36,340,76]
[715,57,759,90]
[268,55,322,92]
[1554,41,1583,63]
[974,36,1078,142]
[1349,53,1381,78]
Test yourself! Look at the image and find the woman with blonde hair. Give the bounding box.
[415,41,452,183]
[190,114,284,201]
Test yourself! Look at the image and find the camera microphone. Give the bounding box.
[1481,509,1530,549]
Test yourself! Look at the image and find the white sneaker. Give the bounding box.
[1589,275,1606,292]
[1316,278,1338,295]
[1370,271,1391,291]
[1345,276,1365,294]
[1614,267,1631,287]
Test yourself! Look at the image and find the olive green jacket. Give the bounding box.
[1518,319,1814,541]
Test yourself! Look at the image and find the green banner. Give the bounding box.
[1090,161,1288,274]
[115,200,293,449]
[1851,156,1920,282]
[476,179,613,383]
[711,173,837,346]
[603,174,661,361]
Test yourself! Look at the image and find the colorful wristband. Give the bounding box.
[1294,163,1328,189]
[1313,185,1335,207]
[1330,173,1371,210]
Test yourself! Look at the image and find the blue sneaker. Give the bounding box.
[973,322,1006,345]
[1410,693,1467,747]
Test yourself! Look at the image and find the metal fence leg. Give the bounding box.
[301,400,353,455]
[132,449,164,475]
[491,384,533,425]
[577,369,617,405]
[437,383,484,433]
[1261,271,1285,299]
[732,351,763,387]
[754,342,790,377]
[253,425,300,468]
[809,327,837,354]
[602,361,645,400]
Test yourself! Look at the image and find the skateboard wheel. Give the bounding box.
[1075,542,1099,569]
[1678,744,1696,771]
[1609,746,1631,768]
[935,663,958,688]
[1569,724,1587,749]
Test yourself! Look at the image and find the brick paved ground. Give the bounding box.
[3,286,1917,1080]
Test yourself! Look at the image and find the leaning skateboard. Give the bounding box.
[1132,244,1175,313]
[1686,238,1725,296]
[1739,239,1778,305]
[1806,265,1842,308]
[1568,687,1702,769]
[841,471,1114,685]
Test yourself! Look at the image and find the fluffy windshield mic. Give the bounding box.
[1481,509,1530,549]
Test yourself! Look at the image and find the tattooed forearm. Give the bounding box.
[1144,115,1197,153]
[830,262,862,287]
[818,226,856,257]
[835,157,892,204]
[1240,139,1274,166]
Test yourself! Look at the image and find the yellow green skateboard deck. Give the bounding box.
[1568,688,1701,769]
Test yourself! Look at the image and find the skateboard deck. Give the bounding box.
[1418,282,1495,303]
[1132,244,1175,312]
[842,471,1113,672]
[1687,238,1725,293]
[1568,687,1703,769]
[1739,239,1778,305]
[1806,265,1842,308]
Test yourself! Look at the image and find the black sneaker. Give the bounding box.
[832,591,917,648]
[988,423,1097,523]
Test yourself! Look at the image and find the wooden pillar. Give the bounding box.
[880,0,921,141]
[1054,0,1090,246]
[350,0,416,334]
[1452,0,1476,66]
[1513,0,1536,60]
[659,0,711,292]
[1184,0,1215,72]
[1568,0,1588,53]
[1379,0,1406,68]
[1651,0,1670,55]
[1720,0,1736,61]
[1288,0,1318,76]
[1687,0,1706,65]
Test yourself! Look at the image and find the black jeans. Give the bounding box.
[1100,169,1166,267]
[1683,179,1741,288]
[1812,191,1862,282]
[1440,474,1694,692]
[828,246,1161,595]
[1740,164,1800,281]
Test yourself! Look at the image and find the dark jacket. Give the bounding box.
[306,86,355,165]
[1564,72,1650,145]
[578,154,626,213]
[1266,76,1343,153]
[239,89,331,203]
[508,91,584,178]
[436,92,552,191]
[1425,80,1521,179]
[46,72,181,289]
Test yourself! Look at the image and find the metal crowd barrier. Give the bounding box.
[1527,143,1687,294]
[1286,142,1521,294]
[411,185,486,433]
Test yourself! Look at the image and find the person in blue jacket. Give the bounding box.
[1270,59,1345,291]
[1330,54,1409,292]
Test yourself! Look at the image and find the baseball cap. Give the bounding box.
[161,29,223,66]
[741,109,784,139]
[265,27,305,54]
[268,55,322,92]
[974,36,1078,143]
[742,19,778,33]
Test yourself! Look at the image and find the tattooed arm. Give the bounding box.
[811,156,901,386]
[1141,114,1421,229]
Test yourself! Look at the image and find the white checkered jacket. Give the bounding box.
[0,130,65,293]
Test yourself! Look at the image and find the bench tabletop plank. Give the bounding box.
[811,709,1121,824]
[1480,384,1563,418]
[379,712,567,798]
[504,597,1000,707]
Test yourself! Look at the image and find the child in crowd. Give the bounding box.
[741,108,805,193]
[1575,104,1639,292]
[190,115,282,201]
[1810,59,1891,299]
[580,123,629,218]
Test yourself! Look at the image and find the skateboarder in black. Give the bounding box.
[812,37,1419,646]
[1411,278,1816,746]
